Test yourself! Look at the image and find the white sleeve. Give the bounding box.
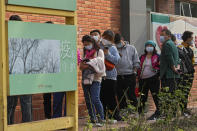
[97,49,105,61]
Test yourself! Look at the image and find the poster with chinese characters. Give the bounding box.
[151,13,197,62]
[8,0,76,11]
[8,21,77,95]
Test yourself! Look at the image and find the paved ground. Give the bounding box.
[56,118,128,131]
[78,117,128,131]
[58,108,197,131]
[78,111,155,131]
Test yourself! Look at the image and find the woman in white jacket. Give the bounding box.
[80,35,105,124]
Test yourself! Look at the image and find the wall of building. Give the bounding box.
[156,0,175,14]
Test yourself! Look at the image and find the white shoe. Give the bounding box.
[94,123,104,127]
[107,119,117,124]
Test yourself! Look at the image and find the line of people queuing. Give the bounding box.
[79,28,195,126]
[7,15,195,126]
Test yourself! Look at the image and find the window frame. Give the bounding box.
[147,0,156,12]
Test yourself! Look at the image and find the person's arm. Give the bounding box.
[77,49,82,65]
[97,49,105,61]
[79,62,89,70]
[192,56,195,65]
[105,46,120,65]
[137,55,142,79]
[163,43,175,67]
[163,44,179,73]
[156,54,160,68]
[132,46,140,70]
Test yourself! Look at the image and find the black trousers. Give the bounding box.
[100,79,118,116]
[7,95,32,125]
[179,73,194,111]
[138,75,160,114]
[161,78,179,93]
[116,74,138,110]
[43,93,51,119]
[160,77,180,115]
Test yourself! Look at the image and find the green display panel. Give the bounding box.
[151,14,170,23]
[8,0,76,11]
[8,21,77,95]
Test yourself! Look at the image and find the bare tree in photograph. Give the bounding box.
[26,49,46,74]
[44,49,60,73]
[19,39,40,74]
[9,38,61,75]
[9,38,23,74]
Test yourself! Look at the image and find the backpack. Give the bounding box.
[178,47,195,74]
[178,48,188,74]
[183,47,195,74]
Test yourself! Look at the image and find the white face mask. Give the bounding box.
[85,44,93,50]
[116,42,123,48]
[146,47,154,52]
[93,35,100,42]
[102,39,111,46]
[160,36,166,43]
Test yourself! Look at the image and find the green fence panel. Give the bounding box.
[8,0,76,11]
[8,21,77,95]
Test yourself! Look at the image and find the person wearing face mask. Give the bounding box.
[160,29,180,117]
[177,31,195,116]
[137,40,160,120]
[80,35,106,125]
[160,29,180,90]
[114,33,140,111]
[90,30,101,44]
[99,30,122,121]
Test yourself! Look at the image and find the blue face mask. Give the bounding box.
[116,42,123,48]
[188,40,194,45]
[160,36,165,43]
[146,47,154,52]
[85,44,93,50]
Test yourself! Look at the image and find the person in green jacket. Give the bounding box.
[159,29,181,117]
[160,29,180,91]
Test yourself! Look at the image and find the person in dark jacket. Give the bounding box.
[177,31,195,116]
[160,29,180,91]
[137,40,160,120]
[171,34,190,116]
[160,29,180,117]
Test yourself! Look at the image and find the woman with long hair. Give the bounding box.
[80,35,105,125]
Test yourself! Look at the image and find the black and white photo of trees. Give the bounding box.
[9,38,60,75]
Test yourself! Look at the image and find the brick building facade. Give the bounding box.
[6,0,197,123]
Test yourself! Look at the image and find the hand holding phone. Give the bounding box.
[103,48,109,55]
[82,58,90,63]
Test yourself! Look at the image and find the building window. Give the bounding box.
[175,0,197,18]
[147,0,155,12]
